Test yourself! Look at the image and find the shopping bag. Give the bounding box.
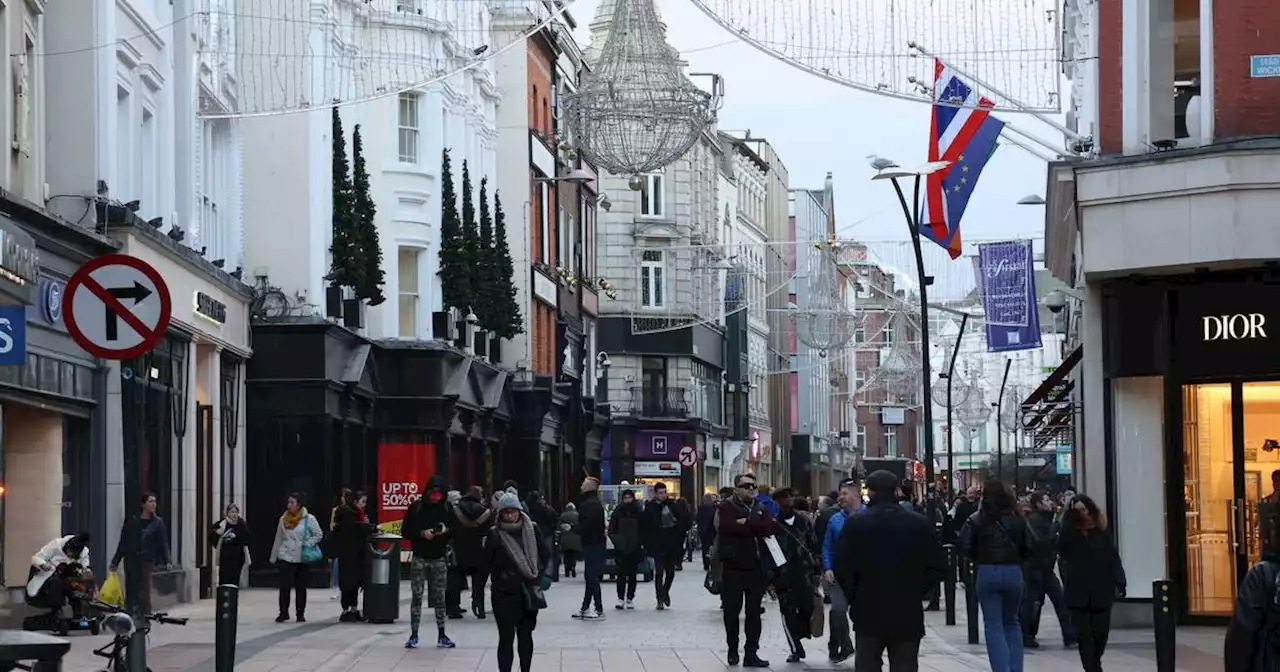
[809,591,825,637]
[99,571,124,608]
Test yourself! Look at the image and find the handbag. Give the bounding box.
[703,571,721,595]
[300,516,323,564]
[809,590,825,637]
[521,581,548,611]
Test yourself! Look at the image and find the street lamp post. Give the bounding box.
[995,358,1012,478]
[872,159,950,612]
[941,312,967,626]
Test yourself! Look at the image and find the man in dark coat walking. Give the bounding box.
[836,470,945,671]
[445,485,492,619]
[402,475,458,649]
[643,482,691,609]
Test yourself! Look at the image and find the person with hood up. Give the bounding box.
[608,488,646,610]
[485,491,551,672]
[402,475,458,649]
[447,485,493,619]
[558,503,582,578]
[642,482,691,610]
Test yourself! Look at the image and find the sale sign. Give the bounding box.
[376,441,436,555]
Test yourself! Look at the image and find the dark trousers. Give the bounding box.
[562,551,579,577]
[653,554,677,602]
[446,565,488,611]
[1069,608,1112,672]
[495,612,537,672]
[721,569,766,654]
[852,634,921,672]
[1022,568,1076,643]
[580,544,605,613]
[218,553,245,587]
[277,561,309,616]
[702,547,713,571]
[616,554,640,601]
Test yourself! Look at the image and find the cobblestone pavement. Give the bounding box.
[53,569,1225,671]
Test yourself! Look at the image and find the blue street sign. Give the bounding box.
[0,305,27,365]
[1251,55,1280,78]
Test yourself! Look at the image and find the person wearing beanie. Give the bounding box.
[573,476,607,620]
[486,492,551,672]
[402,475,458,649]
[608,488,645,610]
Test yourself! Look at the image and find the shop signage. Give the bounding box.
[38,277,64,325]
[376,441,436,556]
[194,291,227,325]
[976,240,1042,353]
[635,461,680,477]
[1201,313,1267,341]
[0,218,38,304]
[1251,54,1280,78]
[0,305,27,365]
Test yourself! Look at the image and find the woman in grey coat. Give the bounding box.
[559,503,582,578]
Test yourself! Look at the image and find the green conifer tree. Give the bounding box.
[459,161,479,314]
[476,177,497,329]
[327,108,360,290]
[437,149,466,312]
[492,191,524,338]
[350,125,385,305]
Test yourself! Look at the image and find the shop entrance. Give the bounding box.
[1182,381,1280,617]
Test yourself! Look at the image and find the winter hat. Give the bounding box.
[497,491,523,512]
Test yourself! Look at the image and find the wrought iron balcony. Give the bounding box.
[629,386,689,418]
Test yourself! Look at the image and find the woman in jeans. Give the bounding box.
[960,480,1031,672]
[1058,494,1126,672]
[485,492,550,672]
[269,492,323,622]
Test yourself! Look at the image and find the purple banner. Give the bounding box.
[977,240,1042,353]
[636,431,684,460]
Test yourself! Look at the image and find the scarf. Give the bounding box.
[283,507,306,530]
[357,509,369,523]
[496,513,539,580]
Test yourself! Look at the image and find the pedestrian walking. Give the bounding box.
[574,476,607,620]
[643,483,690,609]
[960,480,1032,672]
[559,503,582,578]
[771,488,821,663]
[486,492,551,672]
[1021,491,1077,649]
[209,503,250,587]
[1225,506,1280,672]
[1058,494,1126,672]
[268,493,323,623]
[330,490,377,622]
[329,489,351,601]
[697,491,723,572]
[718,472,774,668]
[402,476,457,649]
[609,489,645,610]
[446,485,493,619]
[526,491,560,578]
[109,492,173,616]
[836,470,946,672]
[821,479,863,663]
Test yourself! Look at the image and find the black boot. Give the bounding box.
[743,652,770,668]
[727,649,740,666]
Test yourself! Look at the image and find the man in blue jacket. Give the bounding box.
[822,478,864,662]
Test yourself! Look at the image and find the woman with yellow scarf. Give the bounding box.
[269,492,323,622]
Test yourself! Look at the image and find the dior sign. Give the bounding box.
[1202,313,1268,341]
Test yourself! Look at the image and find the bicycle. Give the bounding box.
[80,601,188,672]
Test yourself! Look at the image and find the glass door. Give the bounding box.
[1242,382,1280,564]
[1182,383,1245,616]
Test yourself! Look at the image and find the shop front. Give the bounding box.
[1101,268,1280,624]
[104,220,252,604]
[0,204,111,605]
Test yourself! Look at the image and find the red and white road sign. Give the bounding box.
[678,444,698,467]
[63,254,172,360]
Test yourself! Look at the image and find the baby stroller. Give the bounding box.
[23,562,101,636]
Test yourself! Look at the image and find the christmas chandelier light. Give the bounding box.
[877,311,923,397]
[793,245,858,356]
[565,0,720,175]
[956,373,993,438]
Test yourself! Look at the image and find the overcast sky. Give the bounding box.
[565,0,1067,299]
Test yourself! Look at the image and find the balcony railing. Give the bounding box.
[629,386,689,418]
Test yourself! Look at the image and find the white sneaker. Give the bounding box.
[615,600,625,610]
[624,599,635,610]
[571,610,586,620]
[330,591,339,601]
[583,608,604,620]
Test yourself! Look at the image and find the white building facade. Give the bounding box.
[240,1,498,339]
[44,0,252,604]
[788,188,835,492]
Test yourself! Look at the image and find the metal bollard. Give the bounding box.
[215,584,239,672]
[943,544,957,626]
[964,559,980,645]
[551,532,561,583]
[926,521,942,612]
[1153,580,1175,672]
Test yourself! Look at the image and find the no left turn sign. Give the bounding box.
[63,254,172,360]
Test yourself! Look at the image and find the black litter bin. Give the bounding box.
[0,630,71,671]
[363,533,403,624]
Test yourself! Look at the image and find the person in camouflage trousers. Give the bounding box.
[402,475,457,649]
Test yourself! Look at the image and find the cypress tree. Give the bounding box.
[476,177,496,329]
[437,149,465,312]
[491,191,524,338]
[350,125,385,305]
[327,108,360,290]
[459,161,479,314]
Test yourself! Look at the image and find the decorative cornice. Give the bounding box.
[117,0,165,50]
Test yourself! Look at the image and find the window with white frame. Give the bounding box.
[398,93,420,163]
[856,424,866,451]
[639,172,664,217]
[582,195,596,277]
[200,119,232,262]
[538,181,550,263]
[398,247,420,337]
[854,325,866,343]
[640,250,664,308]
[884,426,897,456]
[116,87,133,200]
[140,108,156,219]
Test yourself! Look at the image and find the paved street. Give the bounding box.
[54,569,1224,671]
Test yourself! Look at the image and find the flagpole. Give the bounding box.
[1001,123,1065,158]
[998,130,1059,162]
[908,41,1087,148]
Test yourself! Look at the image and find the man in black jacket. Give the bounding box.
[574,476,607,620]
[719,473,775,668]
[1022,491,1076,648]
[643,482,691,609]
[445,485,492,619]
[402,475,457,649]
[836,470,945,671]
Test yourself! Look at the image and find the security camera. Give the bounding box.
[596,351,612,368]
[1043,290,1067,314]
